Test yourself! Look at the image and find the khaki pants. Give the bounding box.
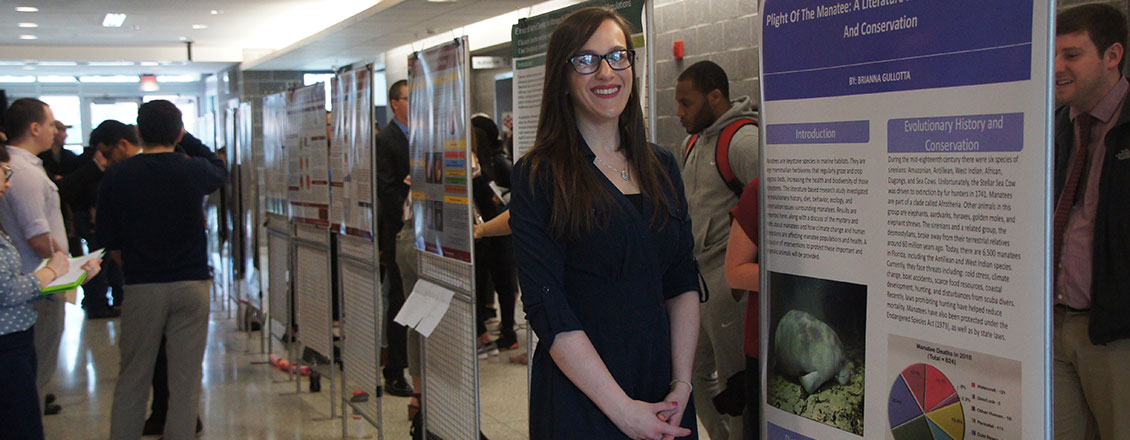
[33,294,65,396]
[110,280,211,440]
[1054,307,1130,440]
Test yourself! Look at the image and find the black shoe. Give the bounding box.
[44,393,55,405]
[86,308,120,319]
[142,416,165,436]
[142,416,201,436]
[384,375,414,397]
[43,403,61,415]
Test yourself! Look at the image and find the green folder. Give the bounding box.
[39,249,104,295]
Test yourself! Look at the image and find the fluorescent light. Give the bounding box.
[18,22,38,28]
[0,75,36,83]
[37,75,77,83]
[103,13,127,28]
[37,61,77,66]
[79,75,140,83]
[210,9,223,15]
[156,74,200,83]
[87,61,135,67]
[0,61,26,66]
[140,61,159,67]
[178,36,188,41]
[19,35,37,40]
[191,24,208,29]
[15,6,39,12]
[22,66,35,70]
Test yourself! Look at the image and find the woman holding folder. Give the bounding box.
[0,144,100,439]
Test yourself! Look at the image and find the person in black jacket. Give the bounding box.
[469,123,519,352]
[59,120,138,318]
[375,79,415,399]
[1051,5,1130,439]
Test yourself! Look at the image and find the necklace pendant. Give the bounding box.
[620,170,630,181]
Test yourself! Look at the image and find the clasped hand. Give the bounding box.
[612,395,692,440]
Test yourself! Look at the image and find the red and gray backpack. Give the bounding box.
[683,118,757,197]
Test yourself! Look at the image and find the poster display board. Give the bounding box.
[758,1,1052,439]
[263,92,290,217]
[409,38,473,262]
[409,37,480,440]
[295,235,334,361]
[510,0,647,159]
[237,101,261,310]
[288,84,331,228]
[331,67,376,239]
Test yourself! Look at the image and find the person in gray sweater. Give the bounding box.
[675,60,759,440]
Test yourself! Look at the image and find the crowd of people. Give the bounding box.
[0,98,226,440]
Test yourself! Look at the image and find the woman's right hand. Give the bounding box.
[45,251,69,281]
[611,399,691,440]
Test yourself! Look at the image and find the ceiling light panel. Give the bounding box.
[37,75,77,83]
[79,75,140,83]
[103,13,127,28]
[15,6,38,12]
[19,35,37,40]
[18,22,38,28]
[192,24,208,29]
[0,75,36,83]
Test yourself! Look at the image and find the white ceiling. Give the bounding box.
[0,0,551,78]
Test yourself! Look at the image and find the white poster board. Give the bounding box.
[288,84,331,228]
[758,1,1052,439]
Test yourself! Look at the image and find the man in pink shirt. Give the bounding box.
[1052,4,1129,439]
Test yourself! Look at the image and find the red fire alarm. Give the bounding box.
[673,40,684,60]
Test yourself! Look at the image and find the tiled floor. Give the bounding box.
[40,295,533,439]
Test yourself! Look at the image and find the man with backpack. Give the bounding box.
[675,60,759,440]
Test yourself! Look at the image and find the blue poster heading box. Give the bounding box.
[888,113,1024,153]
[762,0,1033,100]
[766,120,870,144]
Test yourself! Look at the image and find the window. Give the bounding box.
[144,95,199,135]
[38,95,83,153]
[89,100,140,138]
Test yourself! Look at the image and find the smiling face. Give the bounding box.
[1055,30,1123,110]
[568,19,633,128]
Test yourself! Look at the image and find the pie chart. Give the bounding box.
[888,363,964,440]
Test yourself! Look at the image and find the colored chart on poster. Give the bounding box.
[889,363,964,440]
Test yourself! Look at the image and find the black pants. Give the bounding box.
[78,230,124,311]
[474,236,517,337]
[0,328,43,440]
[744,356,761,440]
[383,263,408,379]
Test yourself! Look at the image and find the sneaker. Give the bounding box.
[495,333,518,351]
[476,342,498,360]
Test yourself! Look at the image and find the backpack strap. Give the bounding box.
[683,133,701,166]
[715,118,757,197]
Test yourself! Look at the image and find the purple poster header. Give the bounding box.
[888,113,1024,153]
[761,0,1033,100]
[766,120,870,145]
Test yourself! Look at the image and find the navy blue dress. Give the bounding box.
[511,141,700,439]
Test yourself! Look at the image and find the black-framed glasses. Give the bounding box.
[1,164,13,180]
[568,49,635,75]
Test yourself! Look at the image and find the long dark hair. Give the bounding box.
[524,7,673,239]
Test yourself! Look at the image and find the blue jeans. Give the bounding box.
[0,327,43,440]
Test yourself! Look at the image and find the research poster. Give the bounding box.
[510,0,646,159]
[331,67,376,239]
[408,38,473,262]
[758,1,1051,439]
[287,83,331,228]
[263,92,289,217]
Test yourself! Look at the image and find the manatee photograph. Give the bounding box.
[767,271,867,436]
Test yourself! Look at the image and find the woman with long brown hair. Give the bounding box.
[510,7,700,439]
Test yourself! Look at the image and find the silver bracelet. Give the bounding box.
[669,379,693,393]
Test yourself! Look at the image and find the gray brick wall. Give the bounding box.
[653,0,761,153]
